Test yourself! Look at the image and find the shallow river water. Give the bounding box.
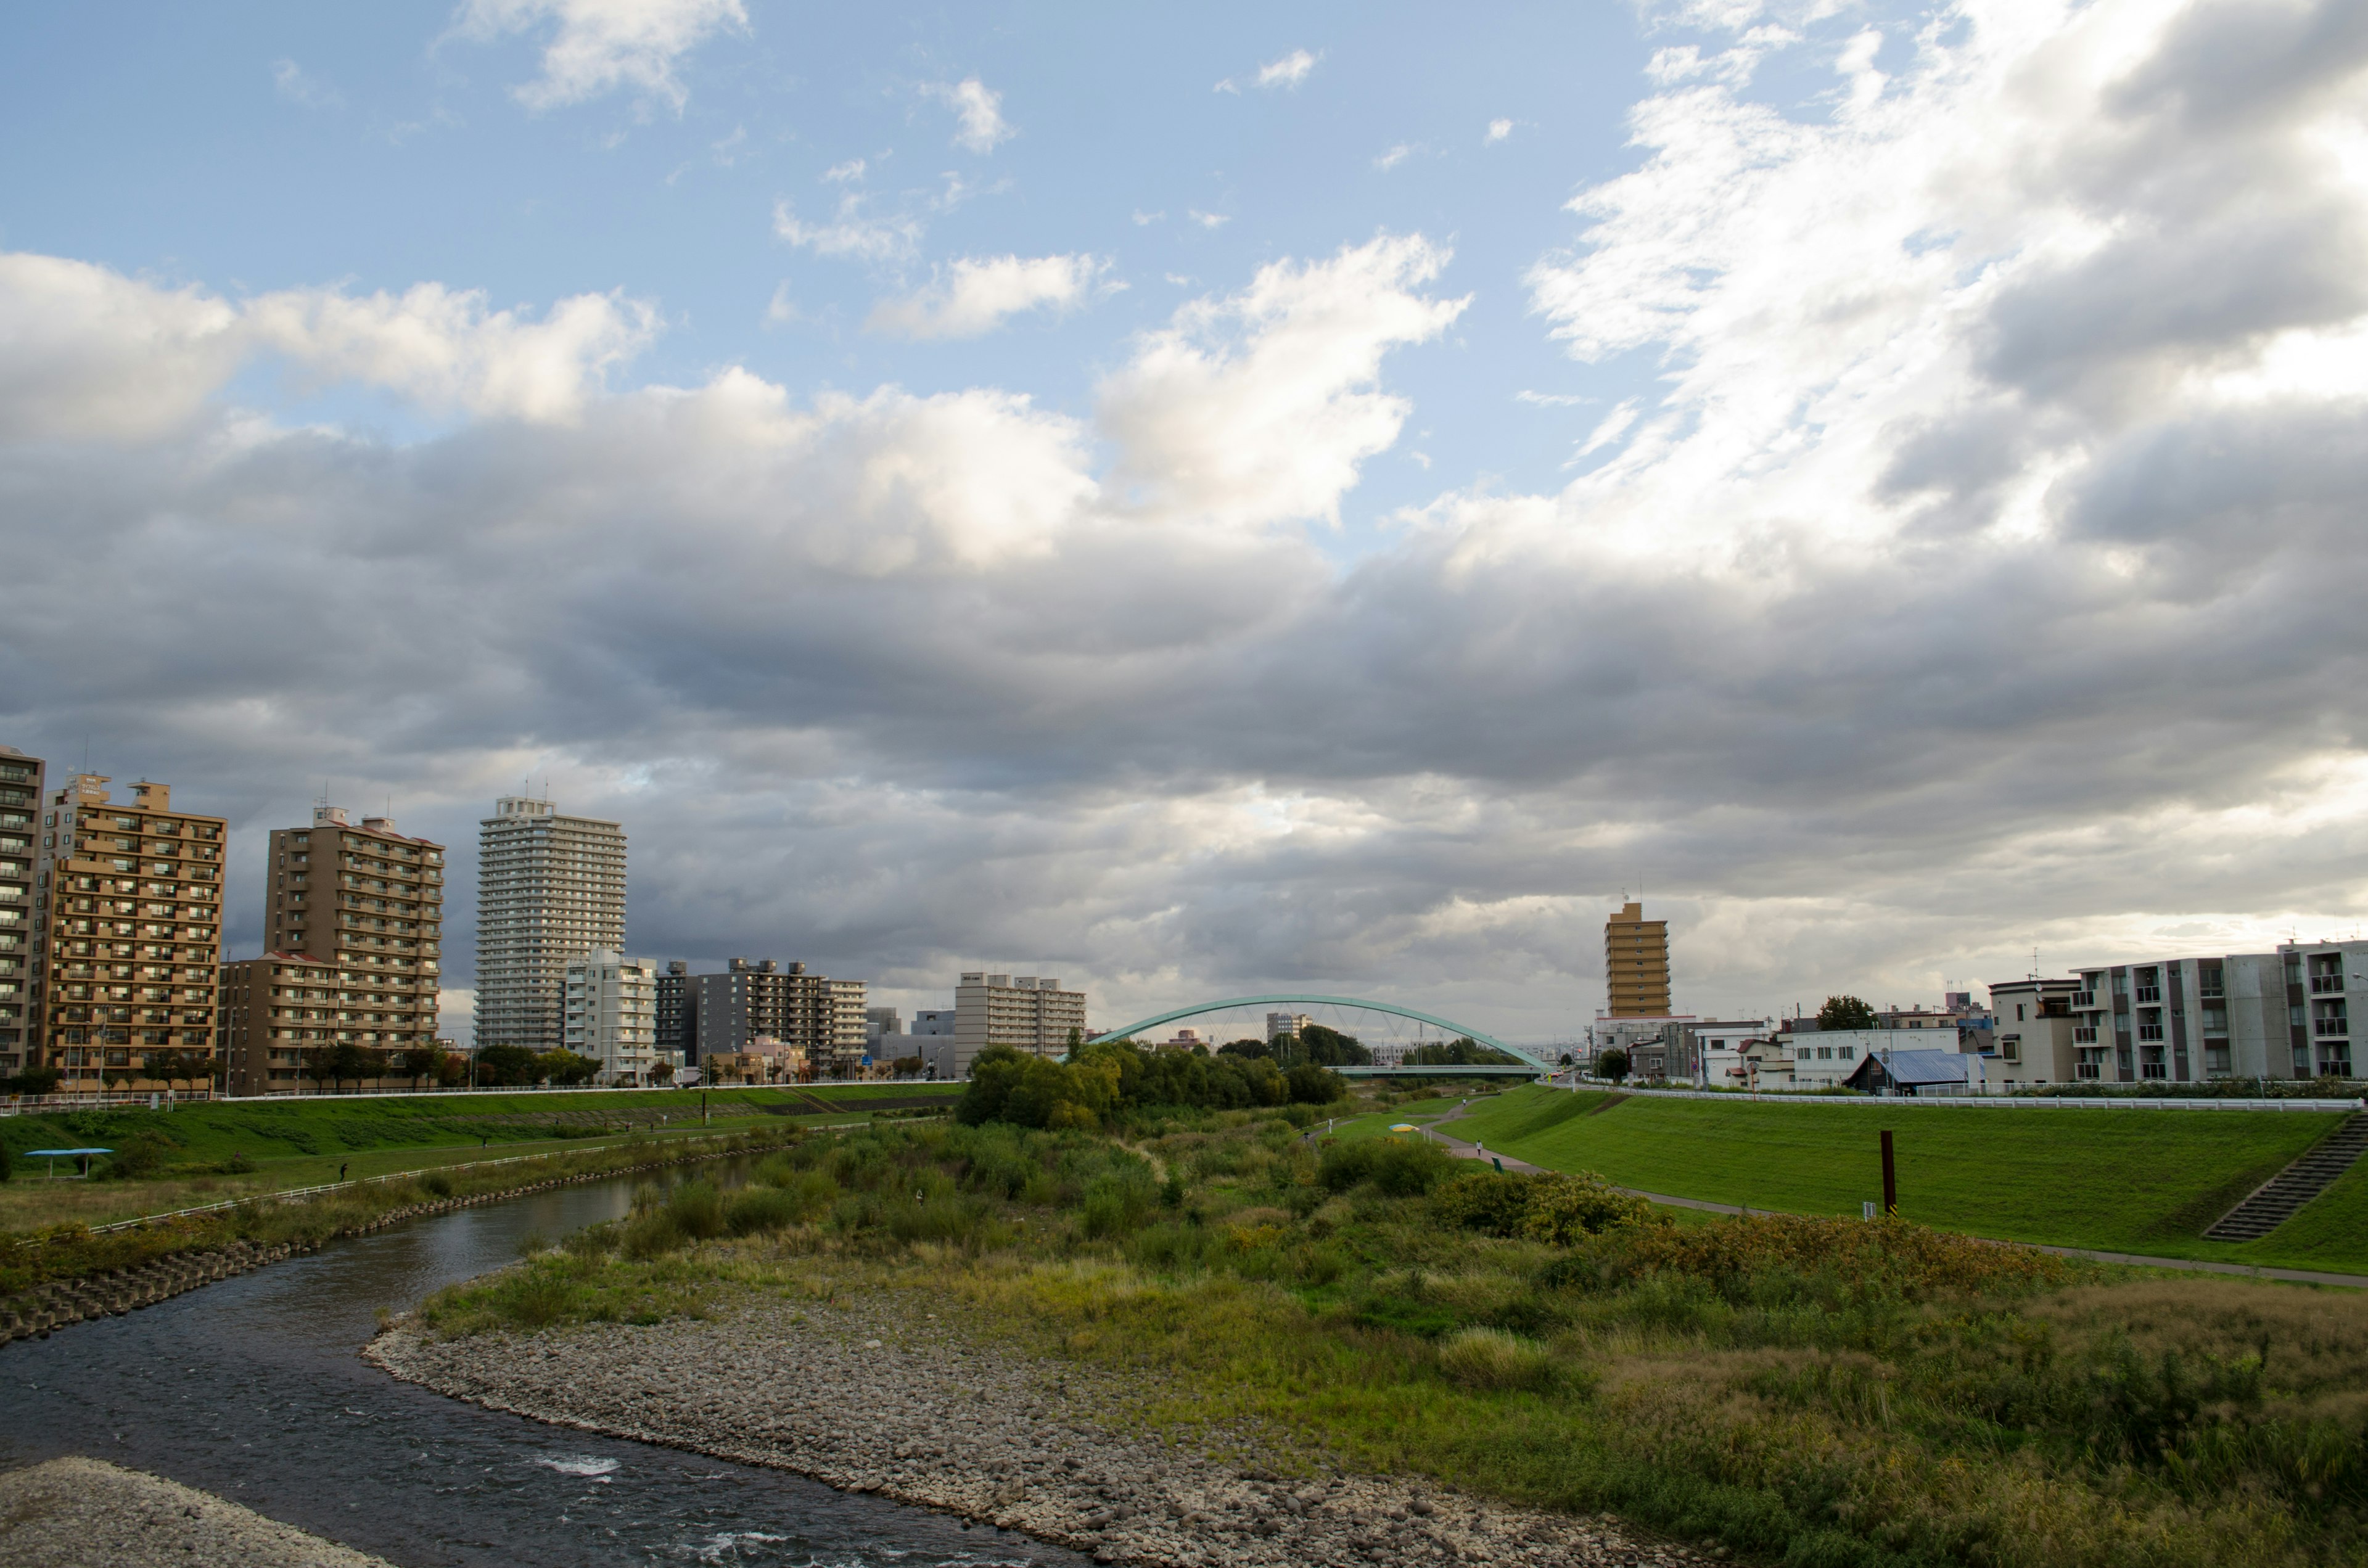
[0,1168,1083,1568]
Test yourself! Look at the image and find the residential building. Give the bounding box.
[953,972,1088,1077]
[30,776,224,1093]
[1589,1012,1694,1070]
[564,950,659,1085]
[690,958,868,1079]
[910,1007,958,1078]
[866,1006,903,1050]
[221,951,342,1094]
[260,805,443,1080]
[0,747,42,1075]
[1603,901,1671,1017]
[911,1008,956,1036]
[1785,1029,1944,1090]
[1267,1011,1314,1043]
[656,961,695,1065]
[1843,1049,2002,1097]
[1652,1018,1776,1086]
[473,796,626,1054]
[2061,942,2365,1083]
[1986,978,2081,1087]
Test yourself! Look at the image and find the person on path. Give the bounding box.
[338,1162,348,1182]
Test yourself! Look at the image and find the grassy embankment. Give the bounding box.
[0,1083,959,1233]
[416,1107,2368,1568]
[1443,1086,2368,1273]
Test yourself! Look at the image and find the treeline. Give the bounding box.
[959,1037,1349,1129]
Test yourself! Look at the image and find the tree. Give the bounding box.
[1218,1038,1272,1061]
[532,1049,600,1087]
[649,1059,675,1085]
[1817,995,1879,1031]
[1296,1024,1371,1068]
[1403,1036,1519,1067]
[8,1064,60,1097]
[1597,1046,1631,1083]
[393,1046,440,1090]
[473,1044,538,1086]
[890,1054,923,1078]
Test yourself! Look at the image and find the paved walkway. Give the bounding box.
[1411,1101,2368,1290]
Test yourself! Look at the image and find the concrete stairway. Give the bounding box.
[2205,1113,2368,1241]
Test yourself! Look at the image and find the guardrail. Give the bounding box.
[1556,1080,2364,1112]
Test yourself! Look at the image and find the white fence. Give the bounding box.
[1560,1080,2362,1112]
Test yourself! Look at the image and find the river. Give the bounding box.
[0,1166,1083,1568]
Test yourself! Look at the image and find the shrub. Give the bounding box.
[101,1130,177,1181]
[665,1180,727,1241]
[1516,1172,1663,1244]
[420,1171,453,1197]
[1318,1135,1455,1196]
[1434,1170,1533,1234]
[1079,1168,1159,1239]
[726,1186,801,1236]
[620,1207,686,1259]
[1436,1326,1556,1391]
[1585,1213,2070,1304]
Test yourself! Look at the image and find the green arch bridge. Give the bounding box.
[1088,994,1556,1074]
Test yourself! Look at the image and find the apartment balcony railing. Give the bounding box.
[2317,1018,2350,1036]
[2312,975,2346,993]
[2073,1027,2099,1043]
[2137,1024,2166,1041]
[2134,987,2161,1003]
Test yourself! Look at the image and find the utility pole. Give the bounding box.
[1880,1130,1897,1215]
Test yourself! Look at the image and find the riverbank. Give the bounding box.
[369,1292,1707,1568]
[0,1127,798,1339]
[0,1456,393,1567]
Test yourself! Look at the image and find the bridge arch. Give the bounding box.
[1090,995,1554,1072]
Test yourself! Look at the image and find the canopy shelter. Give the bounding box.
[21,1147,112,1179]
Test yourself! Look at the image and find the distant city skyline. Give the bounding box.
[5,1,2364,1041]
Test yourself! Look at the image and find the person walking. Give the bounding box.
[338,1162,348,1182]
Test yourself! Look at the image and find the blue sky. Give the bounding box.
[4,0,2366,1040]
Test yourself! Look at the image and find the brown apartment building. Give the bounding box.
[220,805,443,1094]
[1604,901,1672,1017]
[30,774,226,1092]
[0,747,43,1075]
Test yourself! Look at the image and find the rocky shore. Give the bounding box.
[0,1456,393,1568]
[369,1292,1714,1568]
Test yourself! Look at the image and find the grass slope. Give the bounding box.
[1450,1086,2362,1271]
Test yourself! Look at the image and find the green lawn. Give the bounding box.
[0,1083,961,1231]
[1449,1086,2365,1273]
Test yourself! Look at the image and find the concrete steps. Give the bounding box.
[2205,1113,2368,1241]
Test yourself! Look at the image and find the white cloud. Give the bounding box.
[1188,210,1230,229]
[772,197,924,263]
[1575,398,1638,456]
[1515,390,1591,406]
[822,157,866,183]
[453,0,747,113]
[0,254,654,437]
[1374,144,1415,171]
[1486,117,1513,143]
[867,254,1112,340]
[1132,210,1164,226]
[271,59,342,110]
[1100,234,1468,530]
[924,77,1014,153]
[1256,48,1320,89]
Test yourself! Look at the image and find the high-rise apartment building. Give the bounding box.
[220,951,339,1094]
[564,950,659,1085]
[656,959,695,1065]
[1603,901,1671,1017]
[689,958,868,1079]
[255,805,443,1077]
[30,776,225,1093]
[473,797,626,1053]
[0,747,43,1075]
[953,972,1087,1077]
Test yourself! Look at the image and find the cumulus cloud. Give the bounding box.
[271,59,342,110]
[867,254,1112,340]
[772,196,925,263]
[1486,117,1513,142]
[0,254,654,437]
[1215,47,1320,94]
[7,0,2368,1035]
[453,0,746,112]
[925,77,1014,152]
[1100,235,1468,530]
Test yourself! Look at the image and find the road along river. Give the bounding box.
[0,1164,1083,1568]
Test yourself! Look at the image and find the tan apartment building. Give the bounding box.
[1603,901,1671,1017]
[474,796,626,1053]
[1986,977,2080,1086]
[953,971,1087,1076]
[0,747,43,1075]
[221,950,339,1094]
[252,805,444,1085]
[30,775,225,1092]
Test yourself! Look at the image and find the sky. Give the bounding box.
[3,0,2366,1043]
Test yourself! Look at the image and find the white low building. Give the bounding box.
[1779,1029,1971,1091]
[563,949,659,1086]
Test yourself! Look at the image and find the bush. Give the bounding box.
[1285,1064,1350,1104]
[1433,1170,1533,1234]
[420,1171,453,1197]
[1318,1135,1455,1196]
[1080,1168,1159,1239]
[725,1186,801,1236]
[665,1180,727,1241]
[620,1208,686,1259]
[101,1130,178,1181]
[1436,1326,1556,1391]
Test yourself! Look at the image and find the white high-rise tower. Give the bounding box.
[474,796,626,1053]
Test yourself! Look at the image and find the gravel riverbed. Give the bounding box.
[368,1294,1713,1568]
[0,1456,394,1568]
